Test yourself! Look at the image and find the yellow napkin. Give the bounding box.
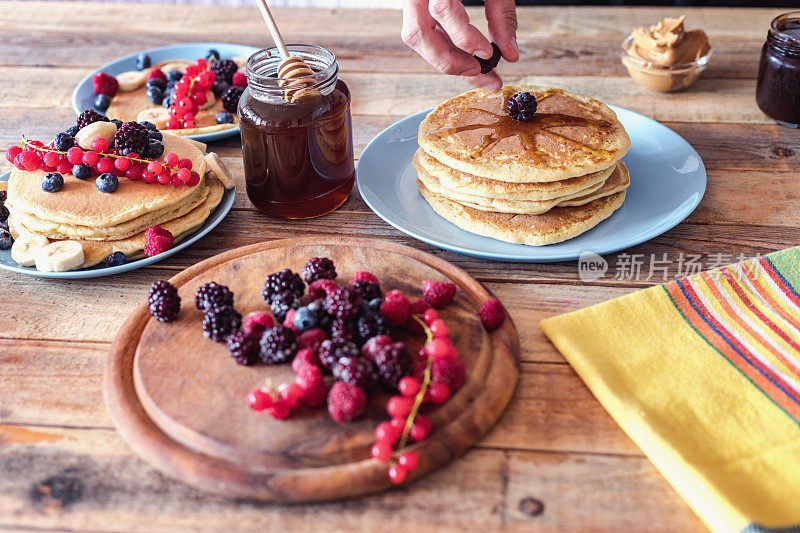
[541,247,800,533]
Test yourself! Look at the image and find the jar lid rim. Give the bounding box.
[771,11,800,47]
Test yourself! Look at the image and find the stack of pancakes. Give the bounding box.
[4,134,230,269]
[416,86,631,245]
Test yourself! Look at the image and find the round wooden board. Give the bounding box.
[104,237,520,502]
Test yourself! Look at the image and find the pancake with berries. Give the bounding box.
[418,86,630,183]
[105,57,245,136]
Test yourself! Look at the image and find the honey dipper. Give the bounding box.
[255,0,319,102]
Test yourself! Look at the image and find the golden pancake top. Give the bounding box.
[6,133,207,228]
[419,85,631,183]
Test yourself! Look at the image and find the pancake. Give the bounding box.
[9,175,225,268]
[418,161,629,214]
[106,58,238,136]
[418,180,626,246]
[5,133,207,228]
[419,85,630,183]
[415,149,613,201]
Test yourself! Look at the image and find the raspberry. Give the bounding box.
[92,72,119,96]
[291,347,319,373]
[297,327,328,351]
[259,325,297,364]
[371,341,412,390]
[324,286,362,320]
[225,330,260,365]
[422,281,457,309]
[202,305,241,342]
[409,298,431,316]
[507,91,538,122]
[76,109,109,130]
[262,269,304,301]
[318,338,359,371]
[380,295,410,327]
[329,317,356,342]
[242,311,275,336]
[147,68,167,83]
[302,256,337,284]
[211,59,238,84]
[431,357,466,392]
[474,42,502,74]
[144,225,174,257]
[351,271,379,284]
[270,290,300,322]
[115,121,150,156]
[350,280,382,302]
[356,311,390,343]
[327,382,366,422]
[297,365,327,407]
[332,356,378,390]
[194,282,234,310]
[479,298,506,330]
[148,280,180,322]
[232,72,248,88]
[309,278,338,299]
[221,86,244,112]
[283,309,297,331]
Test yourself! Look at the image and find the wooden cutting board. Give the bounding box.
[103,237,520,502]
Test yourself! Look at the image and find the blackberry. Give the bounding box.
[474,42,502,74]
[105,251,126,267]
[302,257,337,284]
[318,338,359,371]
[332,356,378,390]
[356,311,390,343]
[76,109,109,130]
[148,280,181,322]
[372,341,413,389]
[53,132,75,151]
[221,86,244,113]
[0,230,12,251]
[262,269,305,301]
[0,204,8,223]
[225,330,260,365]
[351,280,382,302]
[507,91,538,122]
[211,59,238,84]
[211,80,230,98]
[114,121,150,156]
[194,282,234,310]
[259,325,297,364]
[270,290,300,322]
[144,139,164,159]
[65,125,80,137]
[324,286,362,320]
[0,190,6,202]
[202,305,241,342]
[366,297,384,312]
[330,317,356,342]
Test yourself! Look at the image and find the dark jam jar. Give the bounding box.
[239,45,355,218]
[756,11,800,128]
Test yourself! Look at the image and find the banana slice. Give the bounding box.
[11,232,49,267]
[199,91,216,110]
[76,121,117,150]
[204,152,235,189]
[232,56,247,71]
[136,107,171,128]
[116,70,148,91]
[34,241,84,272]
[158,61,190,74]
[186,138,207,153]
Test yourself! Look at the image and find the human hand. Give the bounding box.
[401,0,519,90]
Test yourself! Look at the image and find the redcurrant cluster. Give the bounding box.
[164,58,216,131]
[5,138,199,187]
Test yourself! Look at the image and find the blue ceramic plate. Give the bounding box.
[0,171,236,279]
[72,42,260,143]
[357,106,706,262]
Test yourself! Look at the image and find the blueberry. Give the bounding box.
[166,69,183,82]
[146,78,166,91]
[0,221,8,233]
[136,53,151,70]
[105,251,127,267]
[144,139,164,159]
[139,121,158,131]
[215,112,234,124]
[42,172,64,193]
[0,230,13,251]
[96,172,118,193]
[94,93,111,111]
[146,86,164,105]
[72,164,91,180]
[54,132,75,151]
[293,307,318,332]
[148,129,163,141]
[367,297,384,311]
[0,204,8,223]
[211,80,229,98]
[205,49,221,63]
[110,118,123,129]
[162,96,173,109]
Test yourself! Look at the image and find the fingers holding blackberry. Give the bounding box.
[485,0,520,62]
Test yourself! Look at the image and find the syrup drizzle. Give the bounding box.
[427,89,615,162]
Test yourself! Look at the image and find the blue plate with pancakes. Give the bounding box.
[358,105,706,262]
[72,42,260,144]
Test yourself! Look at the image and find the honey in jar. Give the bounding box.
[239,46,355,218]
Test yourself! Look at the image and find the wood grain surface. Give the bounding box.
[0,2,797,530]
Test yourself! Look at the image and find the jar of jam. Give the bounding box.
[756,11,800,128]
[239,45,355,218]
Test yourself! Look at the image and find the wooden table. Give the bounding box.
[1,3,796,530]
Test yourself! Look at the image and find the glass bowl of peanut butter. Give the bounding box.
[621,16,712,92]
